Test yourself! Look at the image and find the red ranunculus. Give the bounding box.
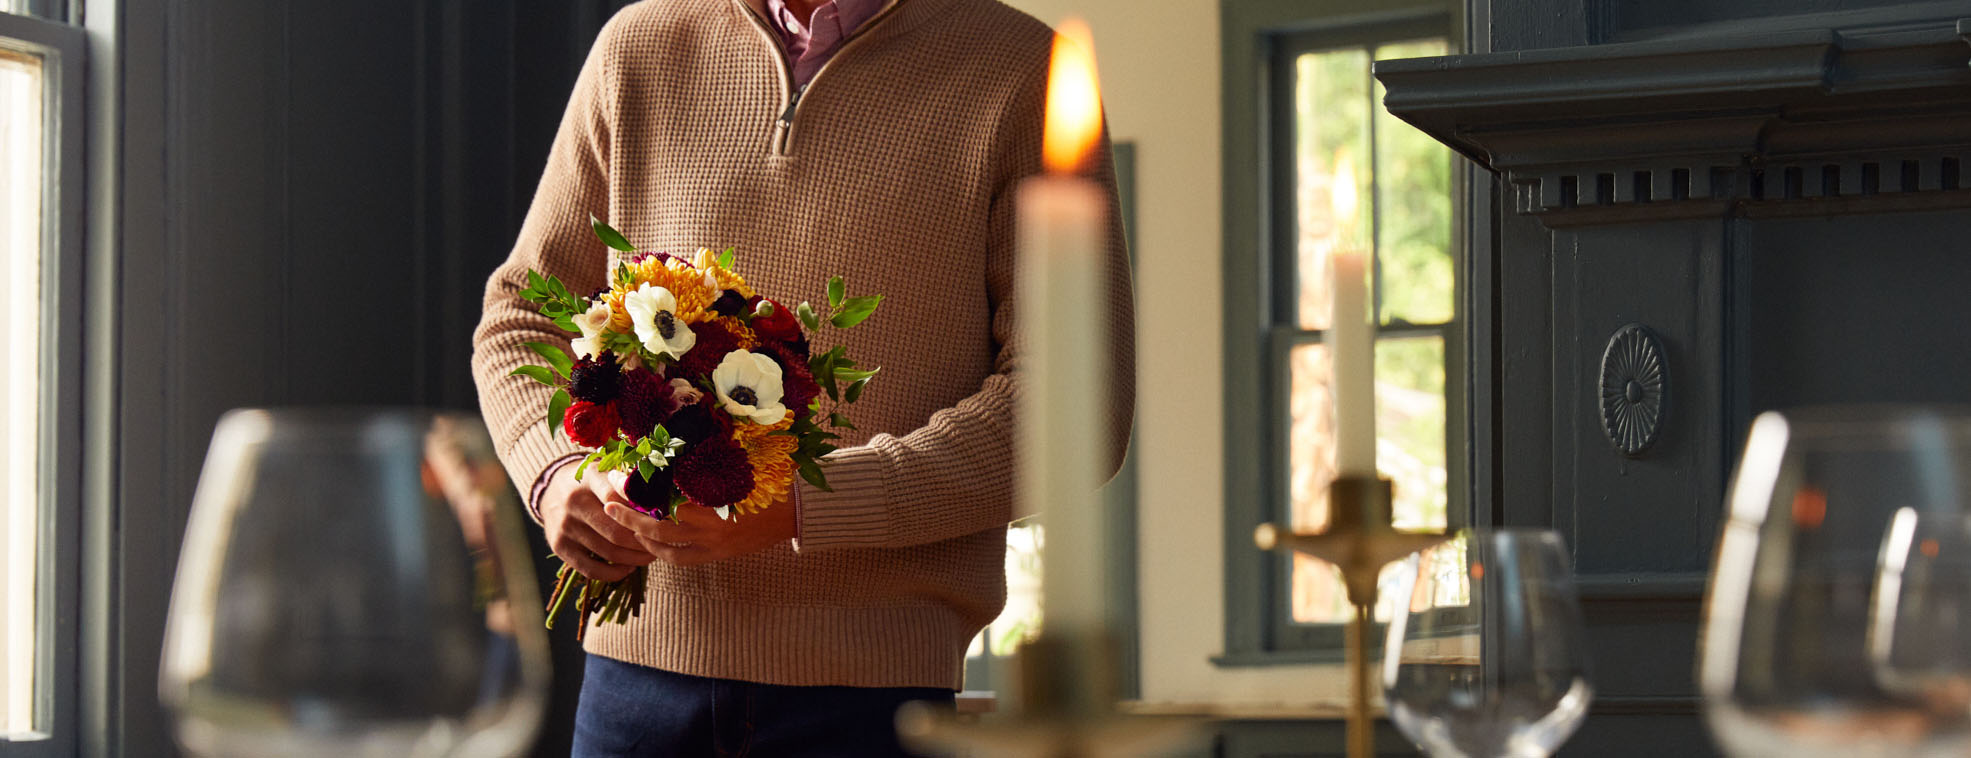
[751,298,803,342]
[562,400,621,448]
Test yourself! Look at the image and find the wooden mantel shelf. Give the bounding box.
[1374,17,1971,223]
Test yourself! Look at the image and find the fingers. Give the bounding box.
[603,502,710,546]
[576,501,657,557]
[550,522,639,581]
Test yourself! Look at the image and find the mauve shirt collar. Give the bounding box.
[763,0,887,87]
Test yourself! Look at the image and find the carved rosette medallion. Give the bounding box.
[1600,324,1666,456]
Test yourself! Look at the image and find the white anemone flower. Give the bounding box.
[624,283,697,360]
[712,350,789,425]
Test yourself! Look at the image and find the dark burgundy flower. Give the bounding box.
[750,298,803,343]
[562,400,621,448]
[615,368,675,440]
[568,353,623,403]
[678,318,745,379]
[662,401,726,446]
[710,289,749,317]
[761,341,820,421]
[623,466,676,517]
[672,438,752,508]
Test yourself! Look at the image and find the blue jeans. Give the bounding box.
[572,654,956,757]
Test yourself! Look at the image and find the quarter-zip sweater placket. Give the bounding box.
[472,0,1136,689]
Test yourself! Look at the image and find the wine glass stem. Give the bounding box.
[1349,601,1373,758]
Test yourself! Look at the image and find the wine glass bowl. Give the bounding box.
[1382,529,1594,758]
[1701,406,1971,757]
[160,409,550,757]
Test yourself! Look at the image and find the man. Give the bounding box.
[471,0,1134,753]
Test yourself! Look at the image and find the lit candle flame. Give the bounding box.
[1043,18,1102,175]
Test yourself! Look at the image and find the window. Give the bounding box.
[0,6,84,754]
[1221,7,1463,662]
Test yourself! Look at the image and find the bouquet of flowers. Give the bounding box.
[512,216,882,637]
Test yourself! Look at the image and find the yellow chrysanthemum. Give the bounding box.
[604,289,634,334]
[627,258,716,324]
[690,247,757,299]
[730,417,797,515]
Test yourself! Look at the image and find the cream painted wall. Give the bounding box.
[1000,0,1350,707]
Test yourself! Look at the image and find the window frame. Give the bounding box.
[1219,0,1466,665]
[0,9,86,757]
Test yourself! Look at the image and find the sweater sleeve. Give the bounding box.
[472,17,620,509]
[796,61,1137,551]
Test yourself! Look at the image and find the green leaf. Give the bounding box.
[574,451,603,481]
[829,294,883,329]
[639,459,657,482]
[797,459,832,491]
[525,343,575,378]
[718,247,736,270]
[552,315,579,333]
[796,302,819,332]
[827,276,846,310]
[590,214,638,252]
[829,412,855,430]
[527,269,548,293]
[510,365,557,387]
[845,378,868,403]
[834,366,880,384]
[814,351,839,401]
[547,389,572,438]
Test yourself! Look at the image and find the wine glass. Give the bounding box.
[161,409,551,757]
[1382,529,1594,758]
[1701,406,1971,757]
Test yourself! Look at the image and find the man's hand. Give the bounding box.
[540,462,658,582]
[603,474,798,567]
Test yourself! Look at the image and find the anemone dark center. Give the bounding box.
[730,386,759,406]
[655,310,678,339]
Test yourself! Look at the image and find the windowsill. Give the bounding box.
[1209,648,1357,667]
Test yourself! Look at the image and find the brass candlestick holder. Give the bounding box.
[896,631,1199,757]
[1253,475,1449,758]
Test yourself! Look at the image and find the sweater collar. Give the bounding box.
[733,0,941,46]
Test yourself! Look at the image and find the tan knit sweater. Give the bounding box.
[471,0,1134,689]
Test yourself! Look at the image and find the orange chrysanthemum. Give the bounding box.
[729,417,797,515]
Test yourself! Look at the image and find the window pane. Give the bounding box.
[1292,48,1371,331]
[1372,39,1454,326]
[1,1,67,21]
[0,45,42,737]
[1287,336,1449,624]
[1377,335,1447,530]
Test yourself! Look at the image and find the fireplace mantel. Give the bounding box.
[1377,18,1971,225]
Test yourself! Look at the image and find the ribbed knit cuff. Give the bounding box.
[527,453,588,526]
[794,443,893,549]
[497,422,587,528]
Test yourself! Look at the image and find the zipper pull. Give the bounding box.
[779,85,806,125]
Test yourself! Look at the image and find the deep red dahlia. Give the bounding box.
[672,438,752,508]
[562,400,621,448]
[678,318,745,379]
[615,367,675,440]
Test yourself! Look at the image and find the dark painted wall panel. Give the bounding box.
[1745,210,1971,412]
